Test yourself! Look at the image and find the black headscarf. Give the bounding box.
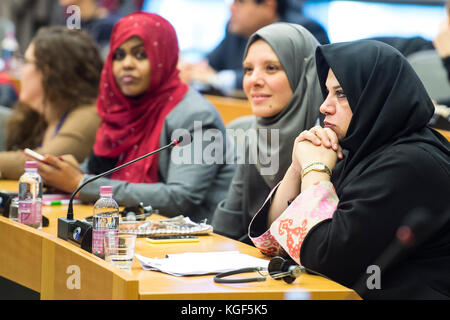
[315,40,450,191]
[300,40,450,299]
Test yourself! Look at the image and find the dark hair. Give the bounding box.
[5,102,45,150]
[255,0,287,17]
[6,26,103,150]
[32,26,103,114]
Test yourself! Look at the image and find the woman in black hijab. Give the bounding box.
[248,40,450,299]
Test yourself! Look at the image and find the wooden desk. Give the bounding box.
[436,128,450,142]
[0,180,360,300]
[204,94,253,125]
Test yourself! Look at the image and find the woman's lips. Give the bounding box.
[251,94,271,103]
[324,121,335,128]
[120,75,138,85]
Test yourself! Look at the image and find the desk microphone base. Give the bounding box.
[57,217,92,253]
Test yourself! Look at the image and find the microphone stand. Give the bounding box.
[57,139,179,252]
[350,207,447,299]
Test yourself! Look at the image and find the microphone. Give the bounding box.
[57,135,188,252]
[352,207,447,298]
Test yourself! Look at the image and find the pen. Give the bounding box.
[47,200,70,206]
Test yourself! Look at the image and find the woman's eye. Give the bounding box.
[113,50,125,61]
[336,90,347,98]
[243,66,253,74]
[266,64,281,72]
[135,50,147,60]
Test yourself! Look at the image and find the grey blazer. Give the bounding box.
[78,89,236,223]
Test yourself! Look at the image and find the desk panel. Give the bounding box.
[0,218,42,292]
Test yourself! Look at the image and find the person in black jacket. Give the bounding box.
[249,40,450,299]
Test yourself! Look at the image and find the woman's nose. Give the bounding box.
[319,97,335,115]
[122,54,135,69]
[248,68,264,86]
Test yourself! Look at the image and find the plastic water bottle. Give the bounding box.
[1,32,20,72]
[18,161,43,229]
[92,186,120,258]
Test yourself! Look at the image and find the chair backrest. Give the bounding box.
[408,49,450,102]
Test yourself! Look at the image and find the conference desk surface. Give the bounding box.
[0,180,360,300]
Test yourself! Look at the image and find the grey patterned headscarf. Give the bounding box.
[243,22,323,188]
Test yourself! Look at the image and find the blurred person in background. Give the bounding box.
[364,0,450,129]
[433,0,450,84]
[57,0,120,57]
[0,26,102,179]
[100,0,144,16]
[2,0,56,55]
[179,0,329,96]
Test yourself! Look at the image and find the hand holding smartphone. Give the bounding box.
[24,150,82,173]
[24,148,47,163]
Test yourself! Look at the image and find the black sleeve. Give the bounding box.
[300,146,450,290]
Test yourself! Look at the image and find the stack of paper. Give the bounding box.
[135,251,269,276]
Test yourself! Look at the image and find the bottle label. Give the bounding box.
[18,201,42,225]
[92,229,107,256]
[92,229,118,256]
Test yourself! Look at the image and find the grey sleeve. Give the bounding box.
[78,154,218,218]
[78,89,232,219]
[79,158,89,173]
[211,164,246,240]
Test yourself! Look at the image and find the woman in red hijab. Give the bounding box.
[38,12,236,222]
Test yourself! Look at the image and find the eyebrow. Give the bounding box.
[117,43,144,51]
[131,43,144,50]
[242,59,280,65]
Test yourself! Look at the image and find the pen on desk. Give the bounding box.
[47,200,70,206]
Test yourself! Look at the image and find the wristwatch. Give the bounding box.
[301,162,331,179]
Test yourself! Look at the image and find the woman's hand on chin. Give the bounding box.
[297,126,344,160]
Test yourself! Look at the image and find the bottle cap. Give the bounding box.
[99,186,113,195]
[25,161,38,169]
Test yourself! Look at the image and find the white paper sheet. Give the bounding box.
[135,251,269,276]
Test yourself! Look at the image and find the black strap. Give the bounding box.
[214,267,266,284]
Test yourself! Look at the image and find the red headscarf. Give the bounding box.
[93,12,188,183]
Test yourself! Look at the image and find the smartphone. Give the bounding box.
[146,235,199,244]
[24,148,46,163]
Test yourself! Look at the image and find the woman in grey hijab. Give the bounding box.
[212,22,323,243]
